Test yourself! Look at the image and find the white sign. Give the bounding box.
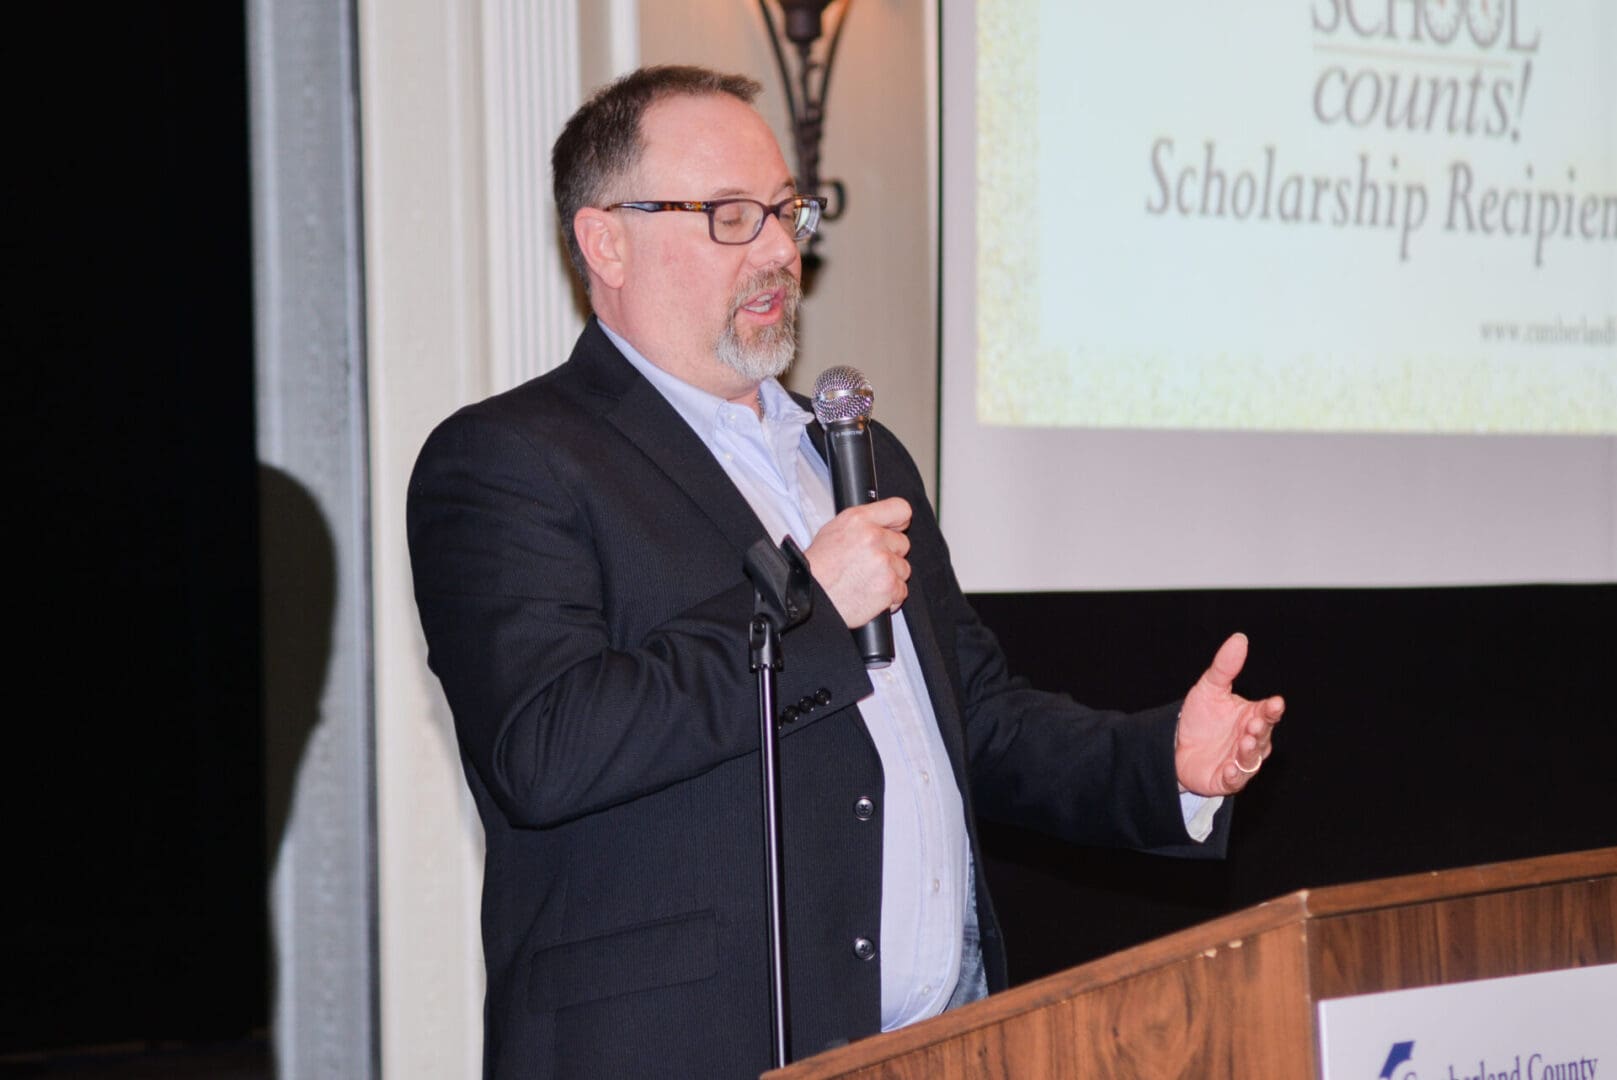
[1317,964,1615,1080]
[974,0,1616,433]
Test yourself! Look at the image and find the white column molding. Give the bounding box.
[580,0,643,93]
[606,0,641,79]
[358,1,610,1077]
[357,1,489,1077]
[481,0,586,390]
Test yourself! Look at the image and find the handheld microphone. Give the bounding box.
[812,366,894,669]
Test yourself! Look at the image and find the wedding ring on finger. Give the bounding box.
[1233,756,1260,774]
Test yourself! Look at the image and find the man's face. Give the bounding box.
[606,93,804,403]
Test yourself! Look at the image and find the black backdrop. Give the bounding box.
[8,3,264,1056]
[8,1,1614,1060]
[973,585,1617,985]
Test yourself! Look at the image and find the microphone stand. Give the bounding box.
[743,537,814,1071]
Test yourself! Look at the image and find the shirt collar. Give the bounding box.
[599,320,813,437]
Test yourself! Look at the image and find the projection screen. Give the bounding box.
[937,0,1615,591]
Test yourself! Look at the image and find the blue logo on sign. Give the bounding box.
[1380,1041,1416,1079]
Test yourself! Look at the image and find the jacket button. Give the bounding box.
[853,796,875,820]
[814,687,832,706]
[781,705,800,724]
[798,695,816,712]
[852,937,876,961]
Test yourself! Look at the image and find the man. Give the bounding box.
[407,65,1282,1079]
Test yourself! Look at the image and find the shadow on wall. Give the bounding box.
[256,463,339,1052]
[257,465,335,877]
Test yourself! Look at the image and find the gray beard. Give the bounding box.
[714,275,801,383]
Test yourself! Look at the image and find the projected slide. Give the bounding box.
[938,0,1616,590]
[975,0,1615,434]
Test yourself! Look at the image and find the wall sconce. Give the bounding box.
[757,0,852,275]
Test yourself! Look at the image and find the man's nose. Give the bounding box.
[749,210,800,271]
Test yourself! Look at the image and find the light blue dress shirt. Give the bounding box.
[605,325,969,1028]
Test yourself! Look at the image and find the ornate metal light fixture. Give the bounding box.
[757,0,852,275]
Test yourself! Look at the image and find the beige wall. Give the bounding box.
[638,0,940,499]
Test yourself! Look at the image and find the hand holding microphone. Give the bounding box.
[806,366,901,668]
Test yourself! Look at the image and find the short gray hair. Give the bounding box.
[551,65,763,285]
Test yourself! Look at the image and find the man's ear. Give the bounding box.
[574,208,626,290]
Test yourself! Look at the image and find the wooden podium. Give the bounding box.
[766,847,1617,1079]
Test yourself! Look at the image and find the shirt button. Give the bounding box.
[852,937,876,961]
[853,796,875,820]
[931,878,941,894]
[922,984,932,996]
[920,770,930,784]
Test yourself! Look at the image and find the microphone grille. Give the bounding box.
[811,366,874,426]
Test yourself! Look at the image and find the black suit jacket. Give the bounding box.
[406,319,1223,1079]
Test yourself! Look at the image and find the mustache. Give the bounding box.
[728,269,802,320]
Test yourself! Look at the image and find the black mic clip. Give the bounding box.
[745,537,814,675]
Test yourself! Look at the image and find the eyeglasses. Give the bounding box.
[603,195,828,245]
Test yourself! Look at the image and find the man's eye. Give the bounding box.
[716,208,746,229]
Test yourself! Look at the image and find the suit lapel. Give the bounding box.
[574,330,973,781]
[572,319,772,558]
